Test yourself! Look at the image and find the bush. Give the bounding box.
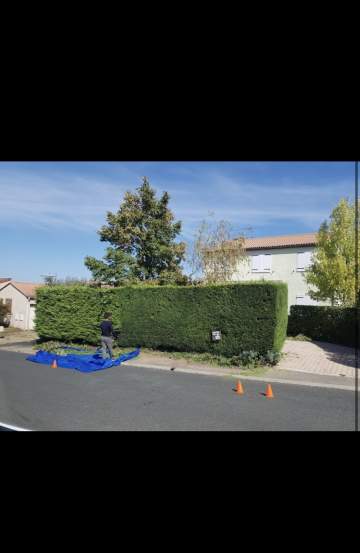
[0,302,10,326]
[231,350,282,367]
[35,282,288,357]
[288,305,357,347]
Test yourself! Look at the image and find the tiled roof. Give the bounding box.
[242,232,317,250]
[0,281,43,299]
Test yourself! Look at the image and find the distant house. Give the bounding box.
[0,279,42,330]
[228,232,328,310]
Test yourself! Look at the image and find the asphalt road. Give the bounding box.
[0,350,356,431]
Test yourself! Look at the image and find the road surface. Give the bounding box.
[0,350,356,431]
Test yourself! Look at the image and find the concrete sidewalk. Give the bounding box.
[0,330,357,391]
[123,352,357,391]
[0,330,37,354]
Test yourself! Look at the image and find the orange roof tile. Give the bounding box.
[0,281,43,299]
[0,280,12,290]
[242,232,317,250]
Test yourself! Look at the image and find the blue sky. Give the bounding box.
[0,162,355,282]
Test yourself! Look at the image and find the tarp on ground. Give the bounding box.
[26,348,140,372]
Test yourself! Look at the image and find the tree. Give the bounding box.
[42,275,57,286]
[42,275,91,286]
[189,216,249,284]
[0,301,8,325]
[60,277,90,286]
[85,177,186,285]
[305,198,357,306]
[84,249,137,286]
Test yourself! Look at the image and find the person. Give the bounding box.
[100,312,114,359]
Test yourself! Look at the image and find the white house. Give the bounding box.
[230,232,327,310]
[0,280,42,330]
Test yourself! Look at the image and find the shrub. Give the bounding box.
[262,350,282,366]
[237,351,259,366]
[288,305,357,347]
[230,350,282,367]
[0,302,10,326]
[35,282,288,357]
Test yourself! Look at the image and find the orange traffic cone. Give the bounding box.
[235,380,244,395]
[51,359,57,369]
[265,384,274,398]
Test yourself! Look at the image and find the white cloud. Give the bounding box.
[0,164,353,238]
[0,167,135,232]
[170,174,352,233]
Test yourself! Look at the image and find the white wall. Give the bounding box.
[0,285,32,330]
[232,246,328,311]
[29,300,36,330]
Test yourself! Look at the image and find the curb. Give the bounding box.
[123,361,356,391]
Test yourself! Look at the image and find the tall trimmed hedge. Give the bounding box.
[35,282,288,357]
[288,305,357,347]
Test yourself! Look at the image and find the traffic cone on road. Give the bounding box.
[265,384,274,398]
[51,359,57,369]
[235,380,244,395]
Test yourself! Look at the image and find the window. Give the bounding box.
[263,254,272,272]
[3,299,12,314]
[251,255,261,272]
[251,254,272,273]
[297,251,312,271]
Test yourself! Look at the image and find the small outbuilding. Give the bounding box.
[0,279,42,330]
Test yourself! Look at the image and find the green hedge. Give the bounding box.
[288,305,357,347]
[35,282,288,357]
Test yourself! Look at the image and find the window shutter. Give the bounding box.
[304,251,312,269]
[297,252,305,270]
[251,255,261,271]
[263,254,272,272]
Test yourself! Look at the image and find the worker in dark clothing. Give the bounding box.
[100,312,114,359]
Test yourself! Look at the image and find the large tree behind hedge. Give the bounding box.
[85,177,186,285]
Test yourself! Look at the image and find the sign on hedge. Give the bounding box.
[35,282,288,357]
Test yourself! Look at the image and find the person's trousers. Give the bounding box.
[101,336,114,359]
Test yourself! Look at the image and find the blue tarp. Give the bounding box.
[26,348,141,373]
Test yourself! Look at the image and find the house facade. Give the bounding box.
[230,233,327,310]
[0,280,42,330]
